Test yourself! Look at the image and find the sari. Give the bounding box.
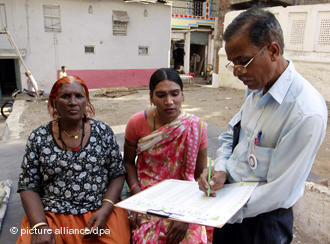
[16,208,130,244]
[132,112,207,244]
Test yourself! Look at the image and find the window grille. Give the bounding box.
[43,5,61,32]
[138,46,149,55]
[287,12,307,51]
[113,22,128,36]
[112,11,129,36]
[193,1,204,16]
[88,5,93,14]
[315,12,330,52]
[85,46,95,54]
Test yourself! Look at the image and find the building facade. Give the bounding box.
[0,0,171,98]
[170,0,217,77]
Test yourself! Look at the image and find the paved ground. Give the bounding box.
[0,139,26,243]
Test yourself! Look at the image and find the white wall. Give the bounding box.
[0,0,171,90]
[217,4,330,101]
[0,0,29,52]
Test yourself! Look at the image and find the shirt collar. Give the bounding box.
[267,59,294,105]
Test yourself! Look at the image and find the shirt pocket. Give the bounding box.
[253,146,274,180]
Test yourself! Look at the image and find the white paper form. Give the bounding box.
[116,179,258,227]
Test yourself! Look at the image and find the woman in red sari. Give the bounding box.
[124,68,208,243]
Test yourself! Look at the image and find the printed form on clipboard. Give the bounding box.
[115,179,258,228]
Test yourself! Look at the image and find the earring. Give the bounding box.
[54,107,61,118]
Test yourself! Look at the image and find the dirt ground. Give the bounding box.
[19,84,330,184]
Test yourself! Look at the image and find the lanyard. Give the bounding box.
[247,101,265,170]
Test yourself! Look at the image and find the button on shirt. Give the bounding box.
[214,61,328,223]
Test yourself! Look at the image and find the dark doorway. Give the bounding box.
[173,41,184,71]
[190,44,205,75]
[0,59,18,100]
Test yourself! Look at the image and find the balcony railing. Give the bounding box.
[172,0,216,18]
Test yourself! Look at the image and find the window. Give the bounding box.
[43,5,61,32]
[88,5,93,14]
[85,46,95,54]
[287,12,307,51]
[138,46,149,55]
[0,4,7,29]
[113,11,129,36]
[193,0,205,17]
[315,11,330,52]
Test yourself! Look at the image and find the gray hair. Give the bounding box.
[223,7,284,55]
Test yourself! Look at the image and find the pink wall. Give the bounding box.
[57,69,157,89]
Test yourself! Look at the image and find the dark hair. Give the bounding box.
[223,7,284,54]
[48,75,95,118]
[149,68,183,93]
[61,66,65,69]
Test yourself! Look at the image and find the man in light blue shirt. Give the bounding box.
[198,7,327,244]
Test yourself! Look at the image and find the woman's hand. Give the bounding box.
[84,203,113,238]
[166,221,189,244]
[31,225,55,244]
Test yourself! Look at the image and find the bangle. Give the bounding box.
[102,198,115,206]
[129,183,140,192]
[31,222,48,230]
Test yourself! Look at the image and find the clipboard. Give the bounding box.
[115,179,257,228]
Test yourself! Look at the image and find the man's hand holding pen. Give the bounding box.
[198,169,227,197]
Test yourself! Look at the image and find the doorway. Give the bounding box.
[0,59,20,100]
[172,41,185,72]
[190,44,205,76]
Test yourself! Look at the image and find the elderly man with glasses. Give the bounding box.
[198,7,327,244]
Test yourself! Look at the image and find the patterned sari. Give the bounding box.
[132,112,207,244]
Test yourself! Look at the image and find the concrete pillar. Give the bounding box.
[184,31,191,74]
[208,33,214,65]
[213,0,231,74]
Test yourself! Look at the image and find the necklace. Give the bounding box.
[62,129,81,139]
[58,120,85,152]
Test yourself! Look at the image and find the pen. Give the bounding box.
[207,156,212,197]
[258,131,262,144]
[255,131,262,146]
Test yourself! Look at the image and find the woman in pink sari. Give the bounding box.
[124,68,208,244]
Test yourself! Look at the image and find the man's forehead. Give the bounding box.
[225,43,249,61]
[225,34,257,61]
[225,30,250,48]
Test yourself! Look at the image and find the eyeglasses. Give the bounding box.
[225,47,265,74]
